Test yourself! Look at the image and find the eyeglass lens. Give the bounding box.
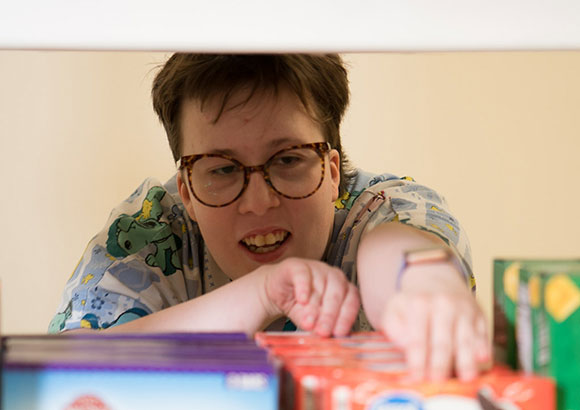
[190,146,324,206]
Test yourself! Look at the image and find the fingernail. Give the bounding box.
[459,369,477,382]
[318,323,331,335]
[429,370,445,382]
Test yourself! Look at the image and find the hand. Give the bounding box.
[262,258,360,337]
[381,263,491,382]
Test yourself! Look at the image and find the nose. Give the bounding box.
[237,171,280,215]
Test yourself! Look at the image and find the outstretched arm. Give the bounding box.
[67,258,360,337]
[357,222,490,381]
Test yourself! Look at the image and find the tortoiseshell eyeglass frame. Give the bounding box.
[177,142,332,208]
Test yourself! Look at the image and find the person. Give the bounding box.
[50,54,489,382]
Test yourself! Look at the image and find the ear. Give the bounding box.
[177,171,197,222]
[328,149,340,202]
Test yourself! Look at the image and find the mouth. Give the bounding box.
[240,230,291,254]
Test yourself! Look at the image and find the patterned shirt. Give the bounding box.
[49,170,474,333]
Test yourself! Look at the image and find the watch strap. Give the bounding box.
[395,246,463,290]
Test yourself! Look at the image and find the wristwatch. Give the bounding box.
[404,246,453,266]
[396,245,464,290]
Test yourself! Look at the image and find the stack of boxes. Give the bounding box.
[1,333,279,410]
[2,329,557,410]
[493,259,580,410]
[256,331,554,410]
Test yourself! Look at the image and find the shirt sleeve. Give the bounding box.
[327,172,475,332]
[329,172,474,293]
[362,176,474,288]
[48,176,203,333]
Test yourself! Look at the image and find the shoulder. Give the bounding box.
[348,169,404,192]
[50,175,202,333]
[335,169,418,212]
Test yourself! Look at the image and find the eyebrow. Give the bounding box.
[205,137,305,156]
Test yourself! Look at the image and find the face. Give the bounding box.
[177,89,340,280]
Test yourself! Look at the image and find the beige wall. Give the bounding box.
[0,51,579,334]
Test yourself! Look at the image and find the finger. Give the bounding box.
[454,311,478,381]
[294,288,321,332]
[332,283,361,337]
[289,262,312,305]
[312,268,348,337]
[428,295,455,381]
[293,264,325,331]
[404,297,430,382]
[381,295,407,345]
[475,315,492,366]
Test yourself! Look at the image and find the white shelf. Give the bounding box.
[1,0,580,52]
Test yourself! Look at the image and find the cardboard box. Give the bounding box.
[257,331,555,410]
[517,263,580,410]
[493,258,580,370]
[2,333,278,410]
[326,366,554,410]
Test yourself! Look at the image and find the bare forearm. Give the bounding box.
[63,257,361,338]
[357,222,488,381]
[68,267,274,335]
[356,222,465,329]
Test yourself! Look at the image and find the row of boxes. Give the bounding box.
[256,331,555,410]
[1,332,279,410]
[2,329,555,410]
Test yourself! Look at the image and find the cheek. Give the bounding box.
[293,193,335,239]
[194,208,227,239]
[296,202,334,260]
[195,208,241,260]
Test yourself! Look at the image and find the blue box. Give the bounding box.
[2,333,279,410]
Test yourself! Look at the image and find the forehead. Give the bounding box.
[179,88,323,156]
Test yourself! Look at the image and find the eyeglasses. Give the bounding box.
[177,142,331,207]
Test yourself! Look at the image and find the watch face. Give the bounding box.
[405,246,451,265]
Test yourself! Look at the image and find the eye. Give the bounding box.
[209,165,238,176]
[124,240,132,250]
[275,155,303,166]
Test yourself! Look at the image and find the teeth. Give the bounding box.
[255,235,265,247]
[253,244,279,254]
[242,231,288,250]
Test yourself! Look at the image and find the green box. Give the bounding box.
[518,261,580,410]
[493,259,580,370]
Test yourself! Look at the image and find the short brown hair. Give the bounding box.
[152,54,353,195]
